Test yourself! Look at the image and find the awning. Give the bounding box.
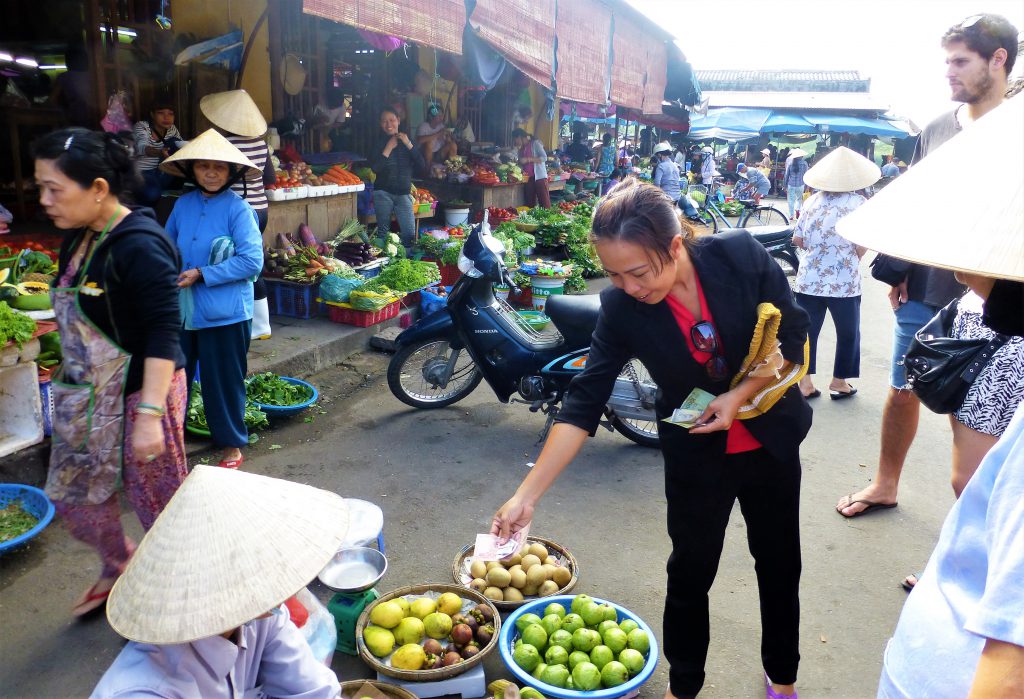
[761,113,816,134]
[686,108,772,140]
[609,14,647,110]
[554,0,612,105]
[641,41,668,114]
[303,0,465,55]
[468,0,556,87]
[804,114,912,137]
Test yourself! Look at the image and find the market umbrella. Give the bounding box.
[836,95,1023,281]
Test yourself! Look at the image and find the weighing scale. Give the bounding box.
[319,499,387,655]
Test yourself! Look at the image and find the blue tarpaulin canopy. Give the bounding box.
[686,107,912,140]
[685,108,772,141]
[802,114,910,137]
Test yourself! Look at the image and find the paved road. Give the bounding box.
[0,270,956,698]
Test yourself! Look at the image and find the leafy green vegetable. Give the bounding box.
[245,373,315,406]
[188,382,269,431]
[440,239,465,267]
[0,301,36,348]
[0,499,38,543]
[377,258,441,291]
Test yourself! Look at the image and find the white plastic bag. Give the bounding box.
[294,587,337,666]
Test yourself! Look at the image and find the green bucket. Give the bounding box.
[530,276,565,312]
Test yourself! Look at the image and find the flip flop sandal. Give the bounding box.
[901,572,921,592]
[829,387,858,400]
[836,495,898,518]
[72,581,113,617]
[218,455,244,469]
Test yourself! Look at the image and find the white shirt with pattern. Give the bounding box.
[793,191,865,298]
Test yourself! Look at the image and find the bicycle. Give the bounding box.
[687,180,789,234]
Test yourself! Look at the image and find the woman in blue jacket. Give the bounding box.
[160,130,263,469]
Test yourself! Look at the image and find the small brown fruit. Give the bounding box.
[487,566,512,588]
[504,586,524,602]
[483,586,504,601]
[528,543,549,559]
[543,556,558,566]
[552,565,572,587]
[451,623,474,646]
[538,579,560,596]
[469,578,487,592]
[509,568,527,589]
[520,554,542,570]
[442,651,462,666]
[526,565,548,587]
[469,560,488,579]
[521,584,540,596]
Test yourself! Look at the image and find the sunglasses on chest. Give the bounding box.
[691,321,729,381]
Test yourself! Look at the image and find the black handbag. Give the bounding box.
[904,300,1008,414]
[869,253,912,286]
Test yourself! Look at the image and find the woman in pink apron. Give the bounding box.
[34,128,187,617]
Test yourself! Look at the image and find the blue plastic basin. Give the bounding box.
[499,594,659,699]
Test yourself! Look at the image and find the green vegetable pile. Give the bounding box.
[719,200,744,217]
[0,500,38,543]
[0,301,37,349]
[188,383,269,432]
[246,372,315,406]
[377,258,441,292]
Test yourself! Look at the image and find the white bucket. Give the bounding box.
[444,207,470,226]
[531,276,565,312]
[494,284,510,302]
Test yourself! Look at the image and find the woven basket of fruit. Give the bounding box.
[339,680,417,699]
[356,583,502,681]
[451,536,578,610]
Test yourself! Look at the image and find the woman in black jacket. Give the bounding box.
[33,128,187,617]
[492,179,810,699]
[369,107,425,246]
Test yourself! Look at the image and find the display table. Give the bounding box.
[264,191,358,246]
[415,180,527,211]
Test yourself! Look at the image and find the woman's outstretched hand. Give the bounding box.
[490,495,535,542]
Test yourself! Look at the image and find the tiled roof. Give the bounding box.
[695,69,871,92]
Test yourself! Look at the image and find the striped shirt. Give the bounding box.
[226,135,270,211]
[133,121,184,172]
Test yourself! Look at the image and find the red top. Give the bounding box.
[664,273,761,454]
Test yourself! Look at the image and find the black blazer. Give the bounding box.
[557,230,812,464]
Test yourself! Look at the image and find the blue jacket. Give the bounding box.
[165,189,263,330]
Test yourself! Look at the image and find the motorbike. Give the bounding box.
[386,218,660,447]
[727,225,800,278]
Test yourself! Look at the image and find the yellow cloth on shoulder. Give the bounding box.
[730,302,809,419]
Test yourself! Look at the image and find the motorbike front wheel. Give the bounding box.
[609,359,660,448]
[387,339,483,408]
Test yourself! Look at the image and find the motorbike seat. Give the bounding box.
[545,293,602,348]
[722,226,793,244]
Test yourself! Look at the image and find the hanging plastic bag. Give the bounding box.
[101,91,133,134]
[292,587,338,666]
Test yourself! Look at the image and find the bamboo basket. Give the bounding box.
[451,536,579,611]
[339,680,418,699]
[356,583,501,681]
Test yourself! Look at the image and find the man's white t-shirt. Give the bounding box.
[416,122,446,154]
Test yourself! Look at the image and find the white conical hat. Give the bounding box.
[837,95,1023,281]
[160,129,260,177]
[200,89,268,137]
[803,146,880,192]
[106,466,350,644]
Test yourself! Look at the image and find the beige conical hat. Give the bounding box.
[837,95,1023,281]
[106,465,350,644]
[200,89,267,137]
[160,129,260,177]
[803,146,880,192]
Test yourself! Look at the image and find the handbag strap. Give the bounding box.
[958,334,1009,385]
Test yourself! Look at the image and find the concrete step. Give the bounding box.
[0,308,414,487]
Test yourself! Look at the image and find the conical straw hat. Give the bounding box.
[106,465,350,644]
[803,146,880,192]
[837,95,1023,281]
[200,89,268,137]
[160,129,260,177]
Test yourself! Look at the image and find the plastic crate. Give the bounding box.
[325,300,400,327]
[266,279,321,320]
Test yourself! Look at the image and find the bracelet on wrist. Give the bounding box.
[136,403,166,418]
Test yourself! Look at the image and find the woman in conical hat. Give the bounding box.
[200,89,275,341]
[161,130,263,470]
[790,146,880,402]
[92,466,348,697]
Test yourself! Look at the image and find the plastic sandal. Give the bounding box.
[218,455,244,469]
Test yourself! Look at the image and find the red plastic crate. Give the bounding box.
[266,279,320,319]
[326,300,400,327]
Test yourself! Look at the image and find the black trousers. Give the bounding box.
[663,446,801,697]
[794,293,861,378]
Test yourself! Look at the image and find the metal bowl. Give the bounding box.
[318,546,387,592]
